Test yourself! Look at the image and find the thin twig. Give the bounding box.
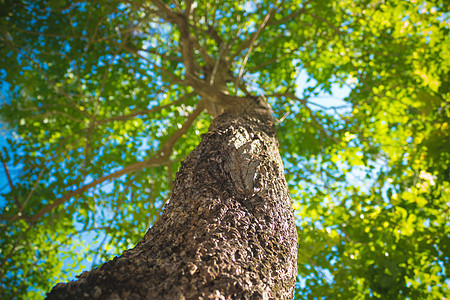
[159,100,205,156]
[22,167,46,210]
[95,92,194,125]
[0,152,31,222]
[235,4,278,94]
[172,0,182,12]
[284,92,340,143]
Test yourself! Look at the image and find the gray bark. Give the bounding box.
[47,96,297,299]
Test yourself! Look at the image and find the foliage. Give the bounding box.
[0,0,448,298]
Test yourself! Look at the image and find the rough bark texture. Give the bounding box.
[47,97,298,299]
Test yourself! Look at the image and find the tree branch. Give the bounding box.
[0,152,30,222]
[95,49,122,114]
[22,166,46,210]
[27,110,85,123]
[137,47,183,62]
[149,0,178,19]
[172,0,182,12]
[235,4,278,93]
[284,92,340,143]
[116,42,186,85]
[160,100,205,156]
[95,92,194,125]
[230,4,278,61]
[148,0,205,81]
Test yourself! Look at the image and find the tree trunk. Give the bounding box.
[47,97,298,299]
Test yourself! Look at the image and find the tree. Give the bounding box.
[0,0,448,299]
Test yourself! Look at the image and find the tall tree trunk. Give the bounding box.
[47,97,298,299]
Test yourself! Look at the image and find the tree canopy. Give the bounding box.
[0,0,449,298]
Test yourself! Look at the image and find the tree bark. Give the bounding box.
[47,97,298,299]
